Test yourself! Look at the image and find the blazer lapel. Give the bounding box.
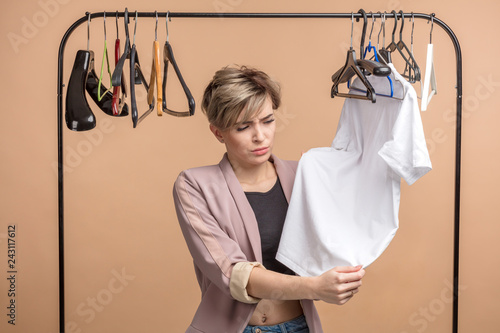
[219,154,262,262]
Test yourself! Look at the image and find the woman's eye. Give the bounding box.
[236,125,249,132]
[264,118,275,124]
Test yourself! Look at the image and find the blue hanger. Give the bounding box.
[363,41,394,98]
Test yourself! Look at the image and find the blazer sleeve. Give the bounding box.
[173,169,261,303]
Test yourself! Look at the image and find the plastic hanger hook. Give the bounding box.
[133,10,138,45]
[155,11,159,41]
[166,11,170,42]
[115,11,119,39]
[369,12,375,42]
[87,12,91,51]
[429,13,435,44]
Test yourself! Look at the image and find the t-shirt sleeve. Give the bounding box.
[378,84,432,185]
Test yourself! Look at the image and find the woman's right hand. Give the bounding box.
[311,265,365,305]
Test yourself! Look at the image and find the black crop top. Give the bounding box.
[245,178,296,276]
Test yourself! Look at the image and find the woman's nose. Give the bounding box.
[252,125,265,142]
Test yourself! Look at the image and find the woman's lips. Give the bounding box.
[252,147,269,156]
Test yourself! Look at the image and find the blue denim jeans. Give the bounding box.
[243,315,309,333]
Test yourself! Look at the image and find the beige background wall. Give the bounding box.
[1,0,499,332]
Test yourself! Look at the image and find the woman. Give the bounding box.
[173,65,365,333]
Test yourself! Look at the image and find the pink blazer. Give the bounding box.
[173,153,323,333]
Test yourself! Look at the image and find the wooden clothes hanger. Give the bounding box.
[147,11,163,117]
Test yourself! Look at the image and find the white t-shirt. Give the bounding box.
[276,64,432,277]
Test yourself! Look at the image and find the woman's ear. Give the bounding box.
[209,124,225,143]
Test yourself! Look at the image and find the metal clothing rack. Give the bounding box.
[57,11,462,333]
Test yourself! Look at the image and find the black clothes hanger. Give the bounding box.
[331,12,376,103]
[129,11,155,128]
[111,8,131,88]
[397,11,421,82]
[162,11,195,117]
[382,10,400,64]
[331,10,390,103]
[65,14,96,131]
[387,10,421,83]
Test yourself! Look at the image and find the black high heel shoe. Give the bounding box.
[86,67,129,117]
[65,50,96,131]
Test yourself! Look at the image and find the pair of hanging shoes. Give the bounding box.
[65,50,129,131]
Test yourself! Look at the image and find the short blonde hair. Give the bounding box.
[201,65,281,130]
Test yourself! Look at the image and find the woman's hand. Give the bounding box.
[311,265,365,305]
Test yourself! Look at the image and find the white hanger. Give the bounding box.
[421,15,437,111]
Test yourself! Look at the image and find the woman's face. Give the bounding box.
[211,97,276,170]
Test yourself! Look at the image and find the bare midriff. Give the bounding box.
[248,299,303,326]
